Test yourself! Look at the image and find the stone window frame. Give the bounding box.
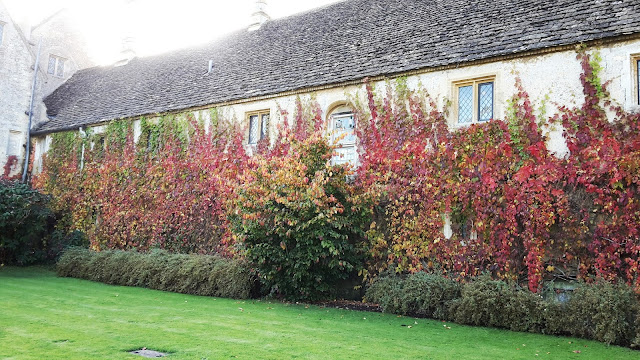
[246,109,270,145]
[632,54,640,106]
[47,54,66,78]
[451,75,496,125]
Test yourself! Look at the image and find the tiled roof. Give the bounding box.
[36,0,640,134]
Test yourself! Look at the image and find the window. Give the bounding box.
[247,110,270,144]
[637,58,640,105]
[454,77,495,124]
[47,55,66,77]
[0,22,4,46]
[329,110,357,166]
[631,55,640,107]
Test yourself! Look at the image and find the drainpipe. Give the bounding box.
[22,40,41,183]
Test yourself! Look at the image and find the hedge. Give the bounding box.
[366,272,640,347]
[57,248,258,299]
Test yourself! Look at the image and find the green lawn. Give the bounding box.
[0,267,639,360]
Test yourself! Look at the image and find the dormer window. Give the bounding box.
[47,55,65,78]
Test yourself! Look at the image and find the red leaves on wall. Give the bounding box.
[356,53,640,292]
[34,51,640,293]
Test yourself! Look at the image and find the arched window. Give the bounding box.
[328,104,356,166]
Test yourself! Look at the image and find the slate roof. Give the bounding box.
[36,0,640,134]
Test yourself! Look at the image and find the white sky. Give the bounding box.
[4,0,344,65]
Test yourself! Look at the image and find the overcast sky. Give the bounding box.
[4,0,344,64]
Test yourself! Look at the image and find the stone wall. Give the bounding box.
[32,38,640,172]
[0,3,35,176]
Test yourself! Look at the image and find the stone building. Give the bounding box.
[30,0,640,171]
[0,2,92,177]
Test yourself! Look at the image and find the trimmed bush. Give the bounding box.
[451,275,545,333]
[366,272,461,320]
[57,248,257,299]
[545,281,639,346]
[365,271,640,347]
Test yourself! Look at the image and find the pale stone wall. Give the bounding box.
[0,3,33,176]
[32,38,640,172]
[31,9,95,97]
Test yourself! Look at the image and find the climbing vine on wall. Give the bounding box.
[34,49,640,293]
[34,113,249,255]
[355,50,640,292]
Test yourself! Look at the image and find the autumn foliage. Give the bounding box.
[34,50,640,294]
[356,51,640,292]
[232,121,370,300]
[34,112,247,255]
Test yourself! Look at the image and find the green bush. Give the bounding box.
[365,271,640,347]
[0,179,53,265]
[231,134,370,301]
[57,248,258,299]
[365,272,460,320]
[545,281,639,346]
[364,273,405,313]
[451,275,545,332]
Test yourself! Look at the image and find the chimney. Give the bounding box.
[248,0,270,31]
[115,0,137,66]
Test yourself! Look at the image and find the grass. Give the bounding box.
[1,267,639,360]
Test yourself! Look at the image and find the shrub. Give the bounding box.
[56,248,257,299]
[364,273,405,314]
[232,132,371,301]
[452,275,545,332]
[365,272,461,320]
[0,179,54,265]
[545,281,639,346]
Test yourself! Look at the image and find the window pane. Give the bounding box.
[478,82,494,122]
[260,113,269,140]
[458,85,473,124]
[48,56,56,75]
[0,23,4,45]
[56,58,65,77]
[333,113,355,145]
[332,146,356,166]
[637,60,640,105]
[248,115,259,144]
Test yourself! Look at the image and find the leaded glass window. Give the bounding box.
[247,110,270,145]
[248,115,260,144]
[455,77,495,124]
[260,113,269,140]
[478,82,493,122]
[637,59,640,105]
[47,55,65,77]
[48,56,56,75]
[56,58,65,77]
[458,86,473,124]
